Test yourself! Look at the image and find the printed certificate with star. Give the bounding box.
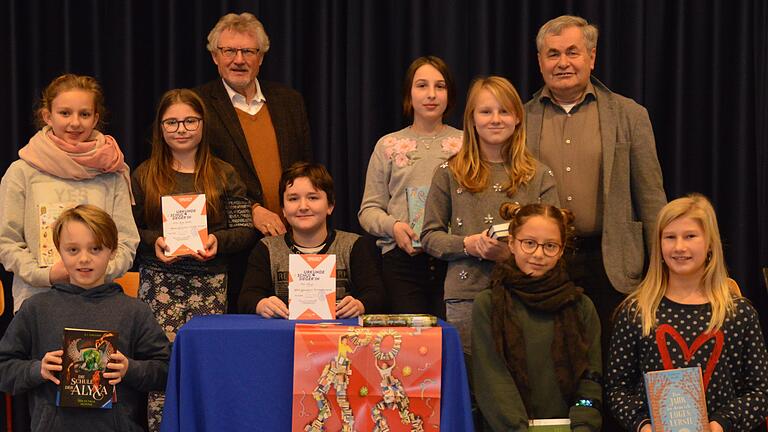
[292,324,442,431]
[161,193,208,257]
[288,254,337,320]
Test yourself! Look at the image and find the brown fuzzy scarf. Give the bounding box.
[490,259,590,418]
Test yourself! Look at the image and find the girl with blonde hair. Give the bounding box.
[421,76,559,353]
[607,194,768,432]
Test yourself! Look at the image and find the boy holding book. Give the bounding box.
[0,204,170,431]
[238,162,385,318]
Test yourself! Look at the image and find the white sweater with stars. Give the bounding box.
[607,296,768,431]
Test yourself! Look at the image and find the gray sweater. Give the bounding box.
[0,282,170,432]
[421,161,559,300]
[358,126,463,253]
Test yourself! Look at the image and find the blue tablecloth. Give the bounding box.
[160,315,473,432]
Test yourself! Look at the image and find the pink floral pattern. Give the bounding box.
[383,137,419,167]
[441,136,462,156]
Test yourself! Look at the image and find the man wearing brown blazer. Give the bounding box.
[197,12,311,312]
[525,15,667,352]
[197,12,311,236]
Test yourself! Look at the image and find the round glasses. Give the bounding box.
[217,46,260,59]
[161,117,202,133]
[514,237,562,257]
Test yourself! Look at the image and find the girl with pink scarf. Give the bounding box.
[0,74,139,312]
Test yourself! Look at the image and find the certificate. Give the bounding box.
[288,254,336,320]
[161,194,208,257]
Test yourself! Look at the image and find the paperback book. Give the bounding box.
[644,366,708,432]
[57,328,118,409]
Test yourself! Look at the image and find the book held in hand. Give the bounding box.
[161,193,208,256]
[488,222,510,241]
[405,186,429,248]
[358,314,437,327]
[528,418,570,431]
[289,254,337,320]
[644,366,708,432]
[57,328,118,409]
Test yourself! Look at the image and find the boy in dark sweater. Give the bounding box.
[0,204,170,431]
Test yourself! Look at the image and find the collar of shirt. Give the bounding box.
[221,78,267,115]
[539,81,597,113]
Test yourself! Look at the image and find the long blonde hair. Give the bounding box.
[623,194,735,336]
[449,76,536,196]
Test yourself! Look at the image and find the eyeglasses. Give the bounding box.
[161,117,202,133]
[514,238,562,257]
[217,46,260,59]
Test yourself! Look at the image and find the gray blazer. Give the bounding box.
[525,76,667,294]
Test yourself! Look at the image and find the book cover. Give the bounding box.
[644,367,708,432]
[38,202,77,267]
[292,324,442,431]
[57,328,118,409]
[161,193,208,257]
[358,314,437,327]
[528,418,571,431]
[289,254,337,320]
[405,186,429,248]
[488,222,510,241]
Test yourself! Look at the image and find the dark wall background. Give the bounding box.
[1,0,766,328]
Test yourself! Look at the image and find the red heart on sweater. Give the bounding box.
[655,323,724,389]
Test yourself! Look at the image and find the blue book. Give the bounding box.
[644,367,708,431]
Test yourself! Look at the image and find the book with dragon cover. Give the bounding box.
[57,328,118,409]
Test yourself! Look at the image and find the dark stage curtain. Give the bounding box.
[1,0,766,322]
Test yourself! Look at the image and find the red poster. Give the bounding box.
[293,324,442,431]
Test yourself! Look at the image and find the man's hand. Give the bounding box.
[252,206,287,236]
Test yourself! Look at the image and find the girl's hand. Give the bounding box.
[393,221,421,256]
[336,296,365,318]
[708,421,723,432]
[154,237,179,264]
[256,296,289,319]
[475,234,511,262]
[48,261,69,285]
[462,233,485,257]
[40,349,63,384]
[191,234,218,262]
[104,350,129,385]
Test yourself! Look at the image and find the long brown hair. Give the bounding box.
[137,89,225,224]
[450,76,536,196]
[401,56,456,121]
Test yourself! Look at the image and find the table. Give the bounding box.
[160,315,473,432]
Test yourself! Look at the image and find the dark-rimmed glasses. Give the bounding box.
[514,237,562,257]
[161,117,202,133]
[217,46,260,59]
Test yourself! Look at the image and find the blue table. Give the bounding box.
[160,315,473,432]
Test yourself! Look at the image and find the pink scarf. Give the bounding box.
[18,127,135,203]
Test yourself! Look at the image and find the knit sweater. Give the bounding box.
[131,160,256,274]
[0,282,170,432]
[0,159,139,311]
[420,161,559,300]
[358,125,463,254]
[472,289,602,432]
[607,297,768,431]
[238,230,385,314]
